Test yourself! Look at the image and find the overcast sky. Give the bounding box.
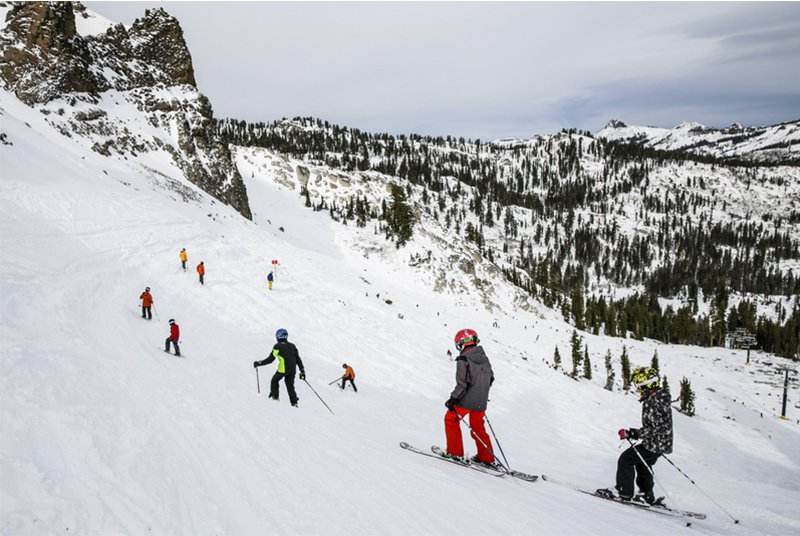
[90,2,800,140]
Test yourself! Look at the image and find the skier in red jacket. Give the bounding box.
[164,319,181,356]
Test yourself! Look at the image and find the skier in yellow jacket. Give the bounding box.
[179,248,188,271]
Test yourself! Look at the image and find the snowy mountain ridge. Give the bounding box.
[597,117,800,164]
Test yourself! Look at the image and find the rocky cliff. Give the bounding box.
[0,1,251,219]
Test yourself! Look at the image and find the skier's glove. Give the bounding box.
[300,372,306,380]
[618,428,629,440]
[627,428,640,440]
[445,397,458,411]
[253,361,260,368]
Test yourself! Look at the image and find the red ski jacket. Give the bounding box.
[169,323,180,341]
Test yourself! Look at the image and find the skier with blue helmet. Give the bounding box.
[254,328,306,407]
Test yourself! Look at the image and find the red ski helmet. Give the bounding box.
[454,328,479,351]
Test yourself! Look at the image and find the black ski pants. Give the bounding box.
[270,372,298,405]
[181,261,187,271]
[142,306,152,320]
[340,378,357,392]
[165,338,181,356]
[616,445,660,498]
[199,274,204,285]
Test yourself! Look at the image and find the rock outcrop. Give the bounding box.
[0,2,251,219]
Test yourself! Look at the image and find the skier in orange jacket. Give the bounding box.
[340,363,357,392]
[197,261,205,285]
[139,287,153,320]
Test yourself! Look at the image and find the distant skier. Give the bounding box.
[197,261,205,285]
[340,363,357,392]
[164,318,181,356]
[179,248,188,271]
[267,271,274,291]
[444,329,496,466]
[253,328,305,407]
[600,366,673,504]
[139,286,153,320]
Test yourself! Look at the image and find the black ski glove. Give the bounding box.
[445,397,459,411]
[299,372,306,380]
[627,428,640,440]
[253,361,259,368]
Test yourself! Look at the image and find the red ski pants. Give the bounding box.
[445,406,494,463]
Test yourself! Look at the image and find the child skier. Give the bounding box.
[253,328,306,407]
[267,271,274,290]
[444,329,496,466]
[340,363,357,392]
[139,286,153,320]
[179,248,188,271]
[599,366,673,504]
[197,261,205,285]
[164,319,181,356]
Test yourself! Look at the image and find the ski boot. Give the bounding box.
[469,455,504,471]
[637,492,664,506]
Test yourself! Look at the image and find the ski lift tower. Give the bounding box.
[727,327,758,365]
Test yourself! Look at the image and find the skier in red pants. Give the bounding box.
[444,328,495,466]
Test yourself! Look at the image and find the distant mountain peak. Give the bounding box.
[603,119,627,129]
[674,121,705,131]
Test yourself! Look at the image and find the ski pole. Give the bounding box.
[152,303,160,319]
[661,454,740,524]
[328,377,342,386]
[626,439,675,506]
[303,378,335,415]
[451,409,510,473]
[485,416,511,470]
[255,367,261,394]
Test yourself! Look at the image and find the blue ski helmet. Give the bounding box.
[276,328,288,341]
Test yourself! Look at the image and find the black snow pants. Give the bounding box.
[165,338,181,356]
[340,378,357,392]
[142,306,152,319]
[270,372,298,405]
[616,445,660,498]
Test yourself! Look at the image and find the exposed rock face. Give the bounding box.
[0,2,251,219]
[0,2,99,102]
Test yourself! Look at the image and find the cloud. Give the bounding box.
[91,2,800,139]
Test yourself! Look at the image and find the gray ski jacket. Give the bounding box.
[450,345,494,411]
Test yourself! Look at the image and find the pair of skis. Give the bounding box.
[400,442,705,524]
[399,442,537,482]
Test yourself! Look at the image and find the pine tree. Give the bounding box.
[385,183,415,247]
[662,375,671,399]
[553,346,562,369]
[583,345,592,380]
[680,377,696,416]
[604,350,615,390]
[651,349,660,374]
[621,345,631,391]
[570,330,582,378]
[571,287,585,330]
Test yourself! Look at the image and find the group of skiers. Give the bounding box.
[178,247,206,284]
[443,328,673,505]
[142,248,670,503]
[136,248,203,356]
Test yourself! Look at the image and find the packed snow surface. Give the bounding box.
[1,88,799,535]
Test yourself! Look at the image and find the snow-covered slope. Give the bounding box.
[2,85,800,536]
[597,119,800,163]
